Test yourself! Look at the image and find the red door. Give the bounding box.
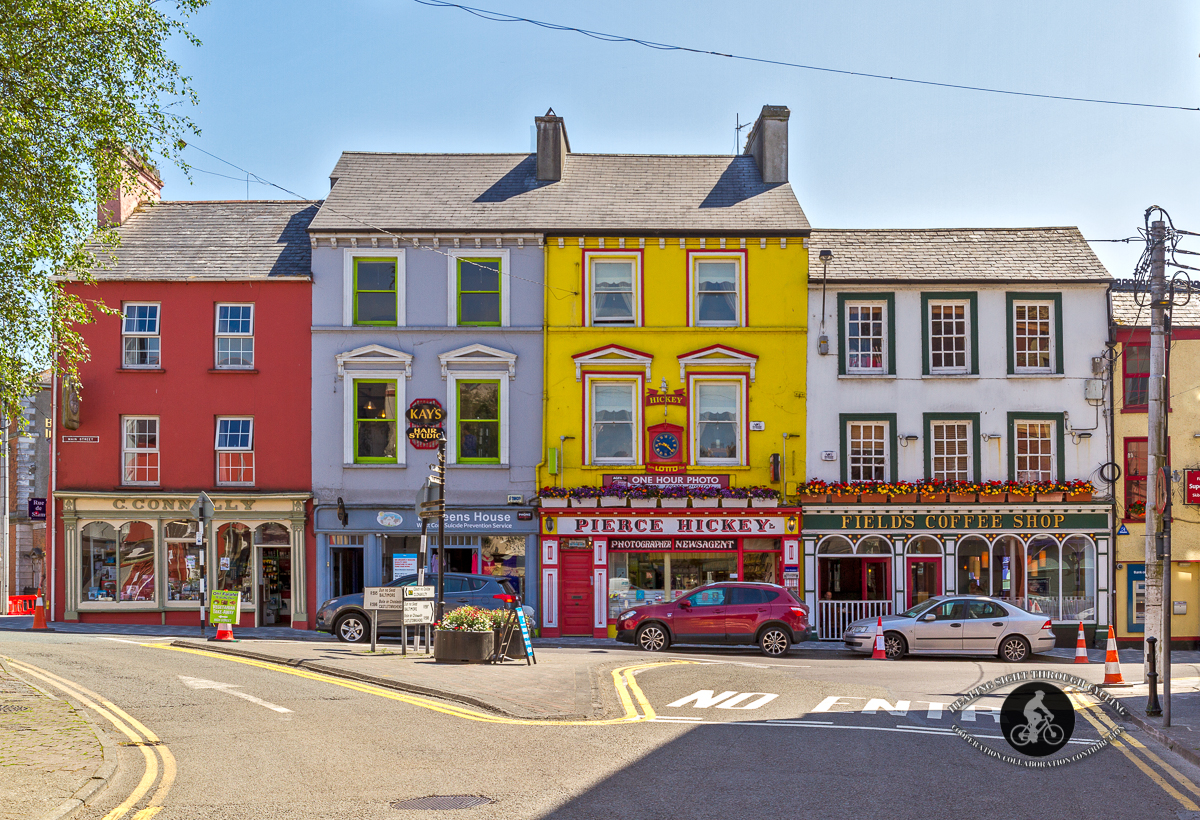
[560,550,594,636]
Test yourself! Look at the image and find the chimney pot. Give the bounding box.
[534,109,571,182]
[742,104,790,184]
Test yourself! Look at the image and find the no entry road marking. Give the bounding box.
[178,675,293,713]
[666,690,780,709]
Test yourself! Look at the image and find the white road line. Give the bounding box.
[178,675,293,713]
[94,637,178,645]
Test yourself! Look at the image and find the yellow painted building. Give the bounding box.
[1111,282,1200,646]
[533,105,812,637]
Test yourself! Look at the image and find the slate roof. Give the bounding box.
[308,153,809,235]
[90,201,318,280]
[807,227,1111,284]
[1110,280,1200,327]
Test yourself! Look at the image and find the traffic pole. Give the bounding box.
[1145,217,1167,686]
[436,434,446,626]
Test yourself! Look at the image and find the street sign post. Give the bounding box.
[190,492,216,637]
[364,586,405,653]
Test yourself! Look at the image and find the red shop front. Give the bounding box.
[537,508,802,638]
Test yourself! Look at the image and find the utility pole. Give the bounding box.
[1145,218,1168,688]
[1,409,9,612]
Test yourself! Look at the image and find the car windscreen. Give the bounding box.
[899,598,942,618]
[499,579,517,595]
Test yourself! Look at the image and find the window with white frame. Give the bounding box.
[353,380,398,463]
[931,421,971,483]
[695,382,741,464]
[122,304,160,368]
[846,303,885,373]
[847,421,888,481]
[215,304,254,369]
[1013,301,1053,372]
[1015,421,1055,482]
[122,416,159,485]
[590,258,636,324]
[693,257,742,326]
[216,417,254,485]
[929,302,968,373]
[590,382,637,463]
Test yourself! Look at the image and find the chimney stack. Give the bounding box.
[742,105,790,184]
[98,152,163,227]
[535,108,570,182]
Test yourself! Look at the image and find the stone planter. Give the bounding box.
[539,497,568,508]
[948,493,977,503]
[691,498,720,508]
[1067,491,1094,502]
[751,498,780,508]
[1036,492,1065,502]
[434,630,493,664]
[890,493,918,503]
[859,493,887,504]
[721,498,749,508]
[798,493,827,504]
[920,494,948,503]
[660,498,688,508]
[630,498,658,509]
[492,628,526,659]
[600,496,627,507]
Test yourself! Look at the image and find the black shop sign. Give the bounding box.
[406,399,444,450]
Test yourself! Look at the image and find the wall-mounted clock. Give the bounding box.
[647,422,685,466]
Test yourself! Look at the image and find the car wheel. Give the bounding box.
[759,627,791,657]
[334,613,369,644]
[999,635,1030,662]
[884,632,907,660]
[636,623,669,652]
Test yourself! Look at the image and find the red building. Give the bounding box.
[52,183,317,629]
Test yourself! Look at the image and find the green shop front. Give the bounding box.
[802,502,1111,644]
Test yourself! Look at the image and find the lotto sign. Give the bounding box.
[406,399,445,450]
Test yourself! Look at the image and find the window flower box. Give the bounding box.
[540,498,568,508]
[1067,491,1093,502]
[630,498,658,509]
[829,493,858,504]
[660,498,688,508]
[570,498,598,508]
[1006,491,1035,503]
[691,498,720,509]
[948,493,977,503]
[798,493,828,504]
[1036,492,1064,502]
[889,493,918,503]
[721,498,749,508]
[601,496,627,507]
[919,494,947,503]
[751,498,779,508]
[859,492,887,504]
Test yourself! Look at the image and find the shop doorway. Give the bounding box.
[907,557,941,608]
[259,547,291,626]
[560,549,593,636]
[330,547,363,598]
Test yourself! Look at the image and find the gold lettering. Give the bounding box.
[950,515,960,529]
[864,515,874,529]
[924,515,936,529]
[1041,515,1053,529]
[937,515,948,529]
[841,516,852,529]
[992,515,1002,528]
[963,515,973,529]
[890,515,903,529]
[904,515,915,529]
[1054,514,1065,528]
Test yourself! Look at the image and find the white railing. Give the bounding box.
[817,600,893,641]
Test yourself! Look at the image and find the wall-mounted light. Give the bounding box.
[898,434,919,447]
[981,434,1001,442]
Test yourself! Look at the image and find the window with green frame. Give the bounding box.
[354,259,398,325]
[457,380,500,463]
[355,380,397,462]
[457,258,501,325]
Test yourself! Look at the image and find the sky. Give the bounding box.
[159,0,1200,277]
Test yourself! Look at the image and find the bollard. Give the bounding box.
[1146,636,1163,717]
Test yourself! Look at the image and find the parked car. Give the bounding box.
[316,573,517,643]
[614,582,809,657]
[841,595,1056,661]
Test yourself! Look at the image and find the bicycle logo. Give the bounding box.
[1000,682,1075,757]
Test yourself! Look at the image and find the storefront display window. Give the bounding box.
[217,523,253,603]
[1026,537,1059,617]
[117,522,155,602]
[81,522,118,602]
[742,539,781,584]
[165,520,203,602]
[383,535,422,582]
[992,535,1024,607]
[608,552,666,617]
[480,536,526,598]
[958,536,990,595]
[1061,537,1095,621]
[671,551,736,591]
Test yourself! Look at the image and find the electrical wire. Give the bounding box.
[411,0,1200,113]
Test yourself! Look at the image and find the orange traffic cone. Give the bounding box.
[27,586,54,632]
[1101,625,1129,686]
[1074,621,1089,664]
[210,622,235,642]
[870,615,888,660]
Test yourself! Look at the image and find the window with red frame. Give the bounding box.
[1124,438,1147,519]
[1123,344,1149,409]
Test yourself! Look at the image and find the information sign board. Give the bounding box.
[208,590,241,625]
[405,585,435,599]
[404,600,435,624]
[363,587,405,610]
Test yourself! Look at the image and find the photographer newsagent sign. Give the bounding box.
[406,399,444,449]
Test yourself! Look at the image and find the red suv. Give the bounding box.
[614,582,809,657]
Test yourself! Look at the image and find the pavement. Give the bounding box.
[0,658,116,820]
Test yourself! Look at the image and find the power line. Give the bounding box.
[411,0,1200,113]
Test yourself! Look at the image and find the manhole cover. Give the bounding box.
[0,705,30,713]
[391,795,493,810]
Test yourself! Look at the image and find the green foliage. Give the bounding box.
[436,606,494,632]
[0,0,205,420]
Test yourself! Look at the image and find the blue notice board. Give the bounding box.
[514,605,536,664]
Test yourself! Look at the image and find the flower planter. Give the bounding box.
[570,498,598,508]
[492,628,526,659]
[1067,491,1093,502]
[859,493,887,504]
[889,493,918,503]
[829,494,858,504]
[434,630,493,664]
[630,498,658,509]
[1007,493,1035,504]
[539,498,568,508]
[721,498,749,508]
[660,498,688,508]
[751,499,780,508]
[600,496,627,507]
[920,494,948,503]
[978,493,1008,503]
[1036,492,1065,503]
[798,493,828,504]
[691,498,720,509]
[948,493,977,503]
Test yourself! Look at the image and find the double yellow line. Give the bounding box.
[3,656,175,820]
[153,643,682,725]
[1071,692,1200,811]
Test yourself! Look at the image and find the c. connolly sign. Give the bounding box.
[544,515,795,535]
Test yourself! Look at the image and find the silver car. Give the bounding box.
[842,596,1056,661]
